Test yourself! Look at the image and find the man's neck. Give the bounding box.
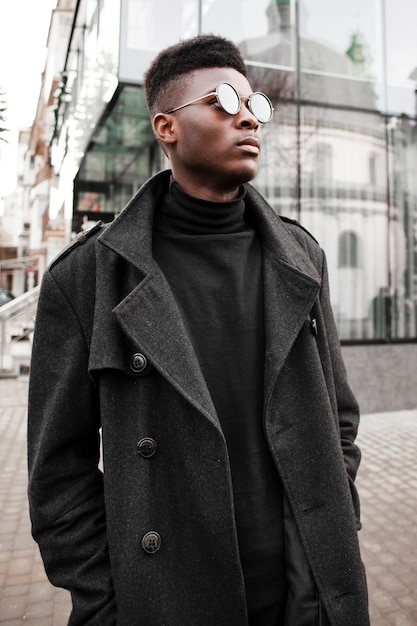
[153,179,248,236]
[170,171,242,203]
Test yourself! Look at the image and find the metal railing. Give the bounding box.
[0,286,40,375]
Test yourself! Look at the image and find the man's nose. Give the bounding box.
[236,106,259,129]
[232,98,259,129]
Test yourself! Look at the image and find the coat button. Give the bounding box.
[130,352,148,373]
[141,531,161,554]
[137,437,157,458]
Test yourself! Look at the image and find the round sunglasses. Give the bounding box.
[164,82,274,124]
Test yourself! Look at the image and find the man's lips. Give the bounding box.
[237,136,261,155]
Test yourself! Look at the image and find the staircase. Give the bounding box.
[0,286,40,377]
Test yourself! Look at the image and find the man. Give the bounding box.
[28,35,369,625]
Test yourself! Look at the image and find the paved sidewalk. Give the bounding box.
[0,379,71,625]
[355,411,417,625]
[0,378,416,625]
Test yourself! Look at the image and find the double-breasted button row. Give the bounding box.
[141,531,161,554]
[130,352,149,374]
[137,437,157,458]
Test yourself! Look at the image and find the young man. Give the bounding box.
[28,35,369,625]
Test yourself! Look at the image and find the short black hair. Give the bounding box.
[144,34,247,118]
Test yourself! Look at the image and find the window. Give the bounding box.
[338,231,360,268]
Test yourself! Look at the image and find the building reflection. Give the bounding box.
[238,0,416,341]
[47,0,417,344]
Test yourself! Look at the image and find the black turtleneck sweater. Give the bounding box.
[153,180,287,624]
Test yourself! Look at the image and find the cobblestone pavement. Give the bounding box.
[355,411,417,625]
[0,377,416,625]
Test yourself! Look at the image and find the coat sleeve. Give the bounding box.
[27,269,116,624]
[317,250,363,529]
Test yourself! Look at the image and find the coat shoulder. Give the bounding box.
[49,221,105,272]
[278,216,320,246]
[244,183,320,249]
[278,215,323,269]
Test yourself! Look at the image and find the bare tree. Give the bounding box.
[0,88,9,144]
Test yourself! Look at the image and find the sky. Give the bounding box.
[0,0,57,199]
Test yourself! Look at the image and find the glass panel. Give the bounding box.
[73,87,156,232]
[53,0,121,171]
[385,0,417,115]
[78,86,153,180]
[203,0,292,44]
[203,0,297,101]
[298,106,389,341]
[298,0,382,110]
[388,116,417,339]
[201,2,298,215]
[119,0,199,84]
[253,103,298,219]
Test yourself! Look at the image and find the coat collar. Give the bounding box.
[241,183,322,401]
[97,170,321,424]
[99,170,320,280]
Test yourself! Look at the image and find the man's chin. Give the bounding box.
[233,165,258,186]
[230,163,258,186]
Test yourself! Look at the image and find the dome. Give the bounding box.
[239,8,377,110]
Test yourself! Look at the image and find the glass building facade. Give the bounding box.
[52,0,417,346]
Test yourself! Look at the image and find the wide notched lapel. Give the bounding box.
[262,249,320,399]
[97,171,219,429]
[113,268,219,428]
[245,186,322,399]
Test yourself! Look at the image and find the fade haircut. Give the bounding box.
[144,34,247,118]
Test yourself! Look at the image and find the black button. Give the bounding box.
[137,437,157,458]
[141,531,161,554]
[130,353,148,373]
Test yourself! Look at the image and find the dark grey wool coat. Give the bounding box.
[28,170,369,626]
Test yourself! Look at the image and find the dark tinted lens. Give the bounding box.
[217,83,241,115]
[250,92,273,123]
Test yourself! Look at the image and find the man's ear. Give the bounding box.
[152,113,177,147]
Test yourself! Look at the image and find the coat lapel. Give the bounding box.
[97,171,219,428]
[244,186,322,400]
[114,268,218,426]
[262,248,320,399]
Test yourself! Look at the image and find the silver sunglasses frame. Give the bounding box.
[164,82,274,123]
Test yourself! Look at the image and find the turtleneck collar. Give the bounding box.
[154,178,249,235]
